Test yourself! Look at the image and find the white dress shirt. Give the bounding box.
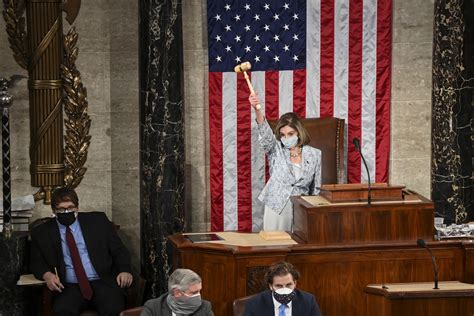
[272,295,292,316]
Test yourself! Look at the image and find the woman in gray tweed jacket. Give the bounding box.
[249,93,322,231]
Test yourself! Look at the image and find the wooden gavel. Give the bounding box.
[234,61,261,110]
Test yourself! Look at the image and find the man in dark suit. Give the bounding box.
[31,187,133,315]
[244,261,322,316]
[141,269,214,316]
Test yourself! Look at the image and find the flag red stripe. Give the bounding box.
[265,71,279,182]
[376,0,392,182]
[319,0,335,117]
[265,71,280,120]
[347,0,363,183]
[209,72,223,231]
[293,69,306,117]
[237,75,252,232]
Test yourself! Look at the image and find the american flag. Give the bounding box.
[208,0,392,232]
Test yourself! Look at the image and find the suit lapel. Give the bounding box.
[264,290,276,315]
[284,149,297,180]
[299,147,312,179]
[78,214,95,263]
[48,219,65,277]
[291,290,303,315]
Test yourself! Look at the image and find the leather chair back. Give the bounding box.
[269,117,345,184]
[233,294,258,316]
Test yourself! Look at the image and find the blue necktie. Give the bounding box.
[279,304,287,316]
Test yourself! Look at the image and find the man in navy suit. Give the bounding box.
[244,261,322,316]
[31,187,133,315]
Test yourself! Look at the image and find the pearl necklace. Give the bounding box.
[290,147,302,158]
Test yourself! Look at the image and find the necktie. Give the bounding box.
[66,227,93,300]
[279,304,287,316]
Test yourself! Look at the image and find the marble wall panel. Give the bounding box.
[139,0,185,297]
[392,0,435,44]
[109,0,140,274]
[182,0,210,232]
[390,0,434,198]
[391,101,431,160]
[390,158,431,198]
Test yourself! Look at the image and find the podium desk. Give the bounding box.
[292,193,434,244]
[365,281,474,316]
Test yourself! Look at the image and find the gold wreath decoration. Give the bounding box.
[61,27,91,188]
[2,0,28,70]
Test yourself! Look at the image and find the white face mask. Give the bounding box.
[281,135,298,149]
[273,287,296,305]
[275,287,293,295]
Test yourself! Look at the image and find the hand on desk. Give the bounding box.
[117,272,133,288]
[43,271,64,292]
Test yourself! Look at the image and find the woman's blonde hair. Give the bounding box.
[274,112,310,147]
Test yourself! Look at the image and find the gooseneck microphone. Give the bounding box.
[352,138,371,205]
[417,239,439,289]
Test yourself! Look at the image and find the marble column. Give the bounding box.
[139,0,185,299]
[431,0,473,224]
[0,233,28,315]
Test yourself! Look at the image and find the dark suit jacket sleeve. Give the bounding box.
[30,223,53,280]
[243,293,265,316]
[100,212,132,274]
[304,291,322,316]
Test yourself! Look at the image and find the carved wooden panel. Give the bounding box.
[246,266,268,294]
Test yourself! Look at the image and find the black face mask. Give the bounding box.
[56,212,76,226]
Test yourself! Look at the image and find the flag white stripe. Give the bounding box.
[361,0,377,182]
[333,0,349,121]
[306,0,321,118]
[222,72,238,231]
[279,71,293,115]
[251,71,266,232]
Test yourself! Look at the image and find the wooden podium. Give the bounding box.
[365,281,474,316]
[291,187,434,244]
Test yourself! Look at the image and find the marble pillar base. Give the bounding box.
[0,233,28,315]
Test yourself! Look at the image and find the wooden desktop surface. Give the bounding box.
[365,281,474,316]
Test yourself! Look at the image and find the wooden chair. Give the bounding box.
[233,294,258,316]
[269,117,346,184]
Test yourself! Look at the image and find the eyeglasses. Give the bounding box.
[54,208,77,214]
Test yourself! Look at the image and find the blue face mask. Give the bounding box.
[281,135,298,149]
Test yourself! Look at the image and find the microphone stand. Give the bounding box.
[353,138,371,205]
[417,239,439,289]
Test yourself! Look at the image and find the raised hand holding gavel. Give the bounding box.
[234,61,261,110]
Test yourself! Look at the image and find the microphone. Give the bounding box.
[352,138,371,205]
[417,239,439,289]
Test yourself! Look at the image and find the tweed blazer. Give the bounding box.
[257,119,321,212]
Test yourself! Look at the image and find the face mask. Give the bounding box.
[281,135,298,149]
[56,212,77,226]
[273,287,296,305]
[166,292,202,315]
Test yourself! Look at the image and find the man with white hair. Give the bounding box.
[141,268,214,316]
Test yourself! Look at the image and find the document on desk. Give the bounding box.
[17,274,45,286]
